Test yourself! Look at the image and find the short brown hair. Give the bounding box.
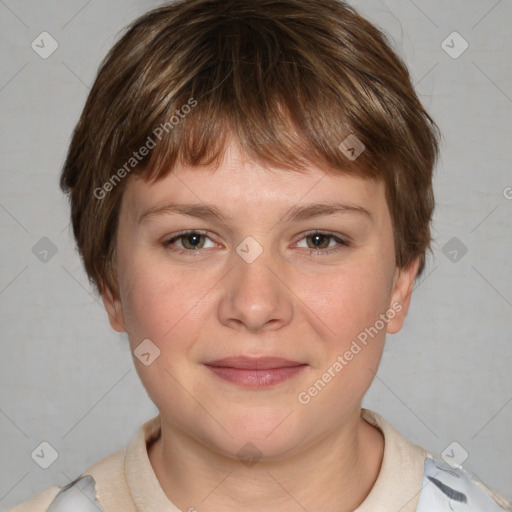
[60,0,440,299]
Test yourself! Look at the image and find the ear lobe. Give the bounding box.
[100,281,126,333]
[386,256,420,335]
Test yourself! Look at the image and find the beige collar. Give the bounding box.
[123,409,426,512]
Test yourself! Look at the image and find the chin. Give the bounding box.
[205,407,308,462]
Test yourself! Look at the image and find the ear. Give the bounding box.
[100,281,126,333]
[386,256,420,335]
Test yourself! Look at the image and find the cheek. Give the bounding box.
[118,260,211,415]
[118,256,212,348]
[294,257,392,404]
[300,258,393,345]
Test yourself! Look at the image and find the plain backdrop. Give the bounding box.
[1,0,511,509]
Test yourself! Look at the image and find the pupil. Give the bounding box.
[312,234,325,248]
[187,234,201,247]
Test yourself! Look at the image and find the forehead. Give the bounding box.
[121,139,388,224]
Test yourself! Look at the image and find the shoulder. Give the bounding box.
[9,447,126,512]
[8,485,60,512]
[9,416,158,512]
[360,409,511,512]
[8,475,103,512]
[416,455,512,511]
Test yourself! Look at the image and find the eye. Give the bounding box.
[163,231,216,253]
[295,231,350,256]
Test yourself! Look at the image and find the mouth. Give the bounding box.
[203,356,308,389]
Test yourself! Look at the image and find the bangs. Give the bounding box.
[137,90,375,185]
[101,3,407,185]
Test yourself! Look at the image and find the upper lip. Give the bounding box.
[204,356,306,370]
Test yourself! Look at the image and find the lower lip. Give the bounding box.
[205,365,307,389]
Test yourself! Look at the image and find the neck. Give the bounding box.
[148,410,384,512]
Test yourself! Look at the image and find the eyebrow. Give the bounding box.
[137,201,372,225]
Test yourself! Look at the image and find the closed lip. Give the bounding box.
[204,356,306,370]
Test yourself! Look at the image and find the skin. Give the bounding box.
[102,136,419,511]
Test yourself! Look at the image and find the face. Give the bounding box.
[102,137,418,461]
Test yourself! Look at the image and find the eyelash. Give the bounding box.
[162,230,350,257]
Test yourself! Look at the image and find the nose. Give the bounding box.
[217,242,293,333]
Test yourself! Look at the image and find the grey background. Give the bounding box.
[1,0,511,509]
